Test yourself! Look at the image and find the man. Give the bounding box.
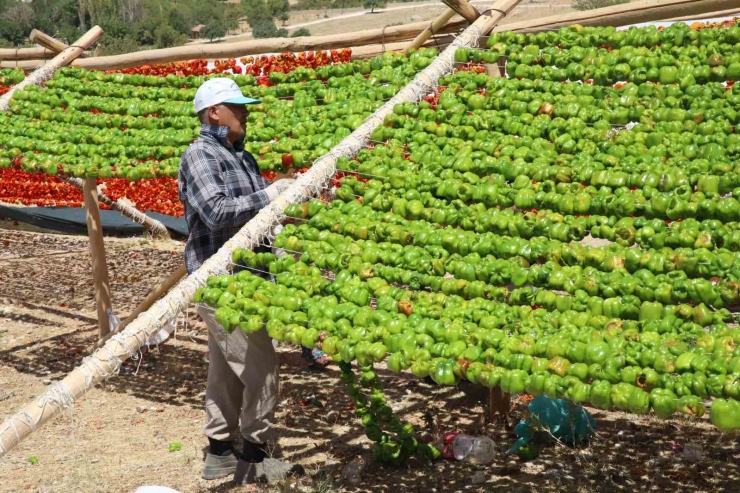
[178,78,303,484]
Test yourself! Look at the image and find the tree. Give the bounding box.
[252,19,279,39]
[168,9,190,35]
[156,23,183,48]
[278,11,289,26]
[291,28,310,37]
[201,21,227,42]
[572,0,628,10]
[362,0,386,14]
[98,35,140,55]
[267,0,289,17]
[0,20,24,46]
[0,1,35,33]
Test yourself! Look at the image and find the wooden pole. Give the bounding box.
[65,177,170,238]
[488,386,511,424]
[3,1,740,67]
[0,20,469,71]
[491,0,740,33]
[0,0,521,458]
[442,0,481,23]
[94,264,188,349]
[0,25,102,110]
[405,9,460,53]
[82,178,113,338]
[0,47,59,61]
[29,29,88,58]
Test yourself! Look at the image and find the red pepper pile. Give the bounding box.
[241,49,352,76]
[106,49,353,79]
[111,59,210,77]
[0,168,184,216]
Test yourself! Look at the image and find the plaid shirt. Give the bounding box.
[178,124,270,274]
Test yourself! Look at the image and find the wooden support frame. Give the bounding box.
[442,0,481,23]
[94,264,188,349]
[82,178,113,338]
[29,29,88,58]
[0,26,102,110]
[405,9,459,53]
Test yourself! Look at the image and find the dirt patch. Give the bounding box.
[1,229,739,493]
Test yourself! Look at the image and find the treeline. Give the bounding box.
[0,0,312,56]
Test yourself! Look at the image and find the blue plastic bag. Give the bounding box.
[507,395,596,454]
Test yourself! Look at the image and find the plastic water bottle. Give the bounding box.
[444,433,496,464]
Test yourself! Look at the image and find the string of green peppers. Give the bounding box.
[284,202,740,281]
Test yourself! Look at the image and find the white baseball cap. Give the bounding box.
[193,78,261,113]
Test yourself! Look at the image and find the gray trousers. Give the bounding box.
[198,305,278,444]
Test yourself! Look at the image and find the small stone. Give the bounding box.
[471,471,486,484]
[90,459,100,464]
[614,443,622,449]
[198,392,206,399]
[42,379,52,385]
[136,406,147,413]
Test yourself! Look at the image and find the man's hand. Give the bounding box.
[265,179,295,202]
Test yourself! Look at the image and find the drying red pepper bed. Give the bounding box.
[0,167,184,217]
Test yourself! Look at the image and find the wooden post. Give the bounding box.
[483,50,511,423]
[442,0,481,22]
[29,29,88,57]
[94,264,188,349]
[82,178,113,338]
[488,386,511,423]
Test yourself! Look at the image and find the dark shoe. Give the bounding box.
[234,458,306,484]
[202,452,239,480]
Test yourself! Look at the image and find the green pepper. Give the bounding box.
[653,350,676,374]
[628,387,651,415]
[544,374,564,399]
[566,362,589,381]
[590,380,612,409]
[585,340,609,365]
[565,381,591,404]
[710,399,740,432]
[650,388,678,419]
[620,366,641,386]
[723,374,740,399]
[214,306,241,334]
[611,382,636,411]
[465,361,485,384]
[526,371,549,397]
[430,359,459,386]
[678,395,705,418]
[546,356,570,377]
[478,364,505,388]
[691,372,709,398]
[501,369,529,394]
[707,374,726,398]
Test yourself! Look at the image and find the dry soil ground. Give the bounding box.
[0,226,739,493]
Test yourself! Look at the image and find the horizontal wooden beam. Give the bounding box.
[493,0,740,33]
[2,0,739,70]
